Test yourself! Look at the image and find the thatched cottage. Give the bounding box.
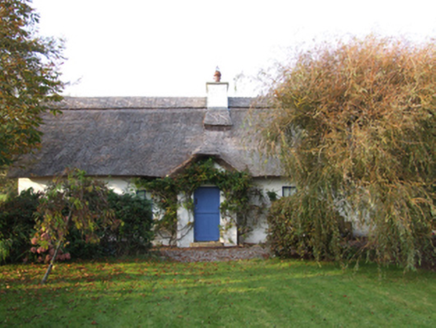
[9,80,293,247]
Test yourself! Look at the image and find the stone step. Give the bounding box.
[189,241,224,248]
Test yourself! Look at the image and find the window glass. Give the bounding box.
[282,186,297,197]
[136,189,152,201]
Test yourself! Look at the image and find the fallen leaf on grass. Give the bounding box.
[91,320,98,325]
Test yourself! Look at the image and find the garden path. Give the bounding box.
[157,245,271,262]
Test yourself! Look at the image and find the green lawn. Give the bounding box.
[1,257,435,327]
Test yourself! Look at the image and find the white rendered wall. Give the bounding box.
[18,177,50,194]
[334,197,370,237]
[18,177,132,194]
[219,191,237,246]
[102,178,132,194]
[176,193,195,247]
[248,178,366,240]
[243,177,292,244]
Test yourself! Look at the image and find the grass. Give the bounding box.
[1,257,435,327]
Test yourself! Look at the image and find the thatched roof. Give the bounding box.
[9,96,281,178]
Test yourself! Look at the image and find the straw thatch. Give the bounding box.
[8,96,281,178]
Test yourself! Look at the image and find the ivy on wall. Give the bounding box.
[134,158,266,244]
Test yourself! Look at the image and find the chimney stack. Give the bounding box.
[206,67,228,110]
[204,67,232,129]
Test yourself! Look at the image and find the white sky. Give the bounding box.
[32,0,436,97]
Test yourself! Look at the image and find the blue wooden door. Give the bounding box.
[194,187,220,242]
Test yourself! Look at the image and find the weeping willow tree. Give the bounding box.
[256,36,436,269]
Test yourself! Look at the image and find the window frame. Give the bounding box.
[136,189,152,201]
[282,186,297,197]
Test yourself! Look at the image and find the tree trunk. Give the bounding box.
[41,211,72,284]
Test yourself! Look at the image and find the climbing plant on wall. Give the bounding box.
[134,158,266,244]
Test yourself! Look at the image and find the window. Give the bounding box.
[136,189,152,201]
[282,186,297,197]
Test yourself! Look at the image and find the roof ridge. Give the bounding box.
[59,96,207,109]
[57,96,263,110]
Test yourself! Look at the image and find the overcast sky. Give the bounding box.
[32,0,436,97]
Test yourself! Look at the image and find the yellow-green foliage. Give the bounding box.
[257,36,436,269]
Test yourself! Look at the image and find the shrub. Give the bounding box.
[106,191,154,256]
[0,184,153,263]
[65,191,154,258]
[267,193,349,261]
[63,227,108,259]
[0,189,41,263]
